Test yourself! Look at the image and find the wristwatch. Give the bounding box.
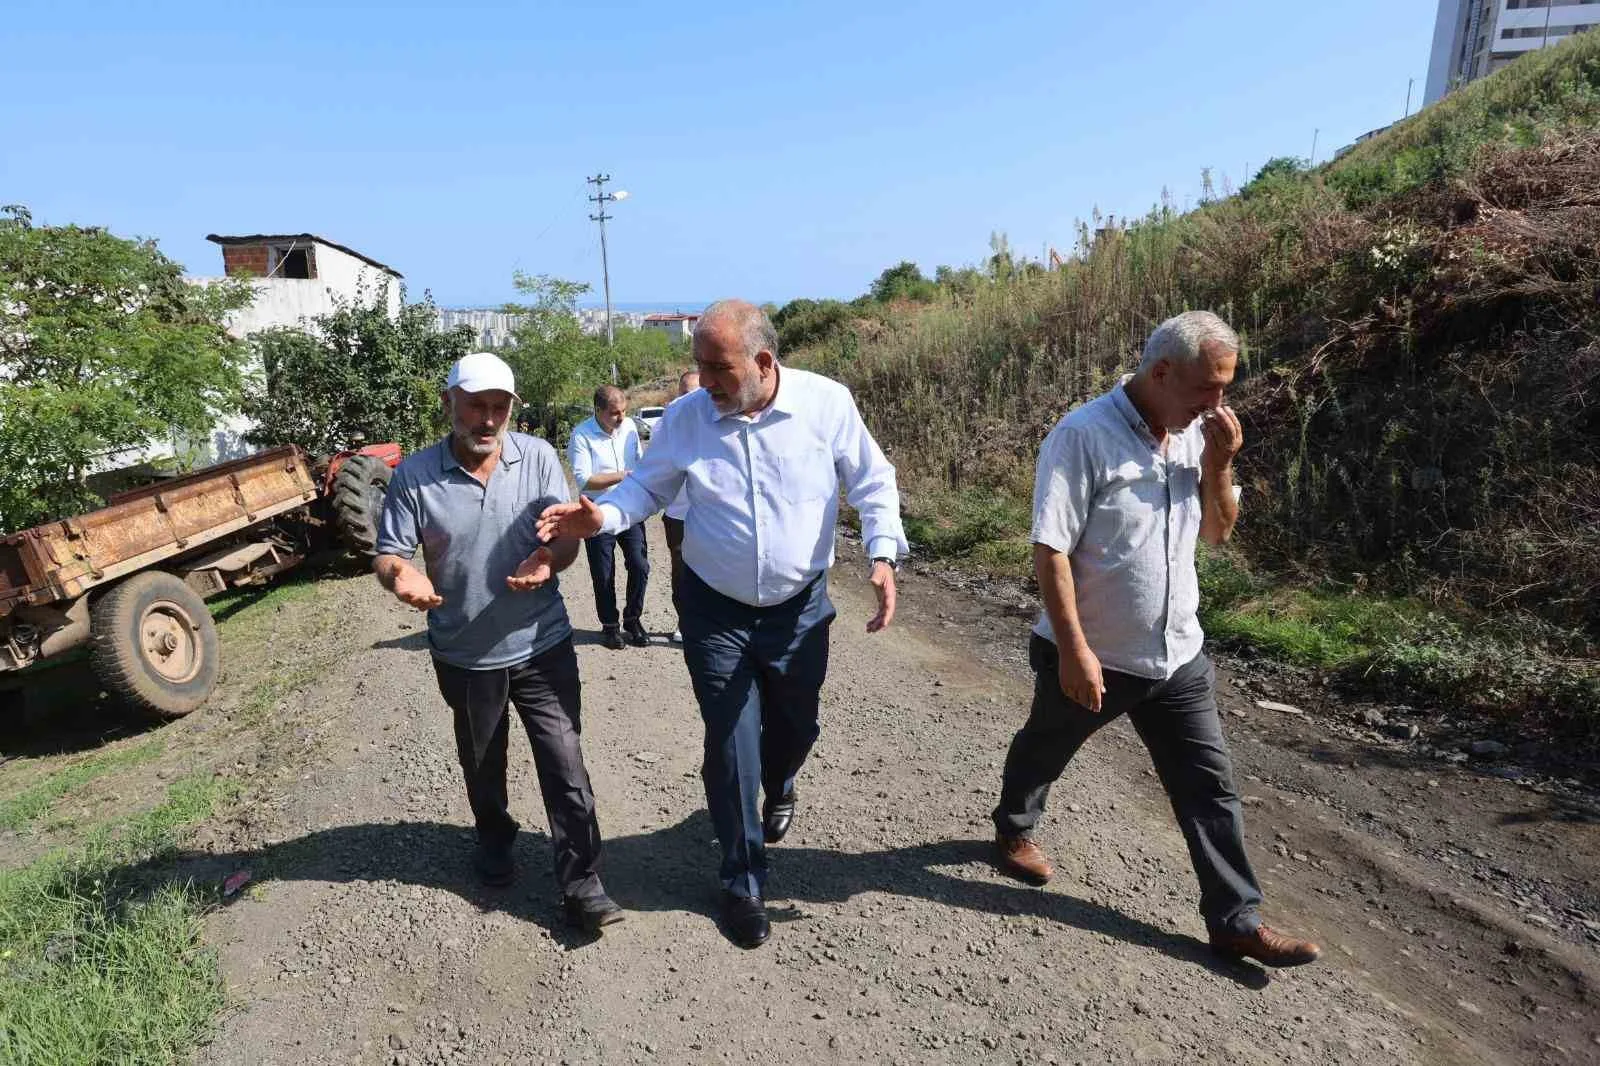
[870,556,900,574]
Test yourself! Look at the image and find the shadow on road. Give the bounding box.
[123,813,1269,987]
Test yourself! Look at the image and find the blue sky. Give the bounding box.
[2,1,1436,308]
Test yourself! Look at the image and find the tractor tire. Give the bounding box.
[330,453,394,557]
[90,571,219,720]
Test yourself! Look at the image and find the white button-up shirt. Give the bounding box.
[596,366,908,607]
[658,392,695,521]
[1031,377,1211,679]
[567,415,641,496]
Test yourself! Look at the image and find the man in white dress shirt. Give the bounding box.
[567,385,650,649]
[538,300,907,948]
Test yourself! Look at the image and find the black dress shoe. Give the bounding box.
[474,841,514,887]
[623,620,650,647]
[720,891,770,949]
[762,791,797,844]
[563,893,626,933]
[601,627,625,650]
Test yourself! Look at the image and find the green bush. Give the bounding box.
[244,296,472,456]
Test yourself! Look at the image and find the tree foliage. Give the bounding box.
[243,297,473,457]
[772,298,854,352]
[500,272,678,438]
[869,260,938,303]
[0,205,252,533]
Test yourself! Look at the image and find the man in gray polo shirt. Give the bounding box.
[374,352,622,933]
[991,312,1320,968]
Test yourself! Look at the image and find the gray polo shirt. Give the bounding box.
[1030,378,1210,679]
[376,433,573,670]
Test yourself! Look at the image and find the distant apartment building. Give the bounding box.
[1426,0,1600,105]
[641,312,699,345]
[437,308,524,348]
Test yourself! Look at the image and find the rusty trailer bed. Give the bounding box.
[0,446,317,615]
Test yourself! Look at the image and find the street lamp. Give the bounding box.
[587,174,629,360]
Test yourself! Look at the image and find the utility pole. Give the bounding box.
[1405,76,1414,118]
[587,173,623,369]
[1542,0,1555,49]
[1309,128,1319,167]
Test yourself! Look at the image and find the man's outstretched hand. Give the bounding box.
[536,496,605,543]
[506,547,555,591]
[867,561,897,633]
[392,565,444,611]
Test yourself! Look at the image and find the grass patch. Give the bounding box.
[903,489,1032,576]
[0,740,165,832]
[1198,547,1599,747]
[1197,550,1429,669]
[236,661,322,726]
[210,573,321,629]
[0,772,238,1066]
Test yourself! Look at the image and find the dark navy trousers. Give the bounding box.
[678,567,836,898]
[584,524,648,629]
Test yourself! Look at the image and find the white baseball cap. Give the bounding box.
[446,352,521,401]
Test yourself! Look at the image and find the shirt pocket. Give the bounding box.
[1086,468,1166,557]
[774,446,837,504]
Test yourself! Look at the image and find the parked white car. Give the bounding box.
[635,406,666,440]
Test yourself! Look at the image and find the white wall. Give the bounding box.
[169,247,403,464]
[308,243,402,319]
[1425,0,1466,105]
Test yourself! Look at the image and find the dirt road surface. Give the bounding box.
[9,524,1598,1065]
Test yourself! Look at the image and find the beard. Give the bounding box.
[452,420,505,457]
[711,374,766,415]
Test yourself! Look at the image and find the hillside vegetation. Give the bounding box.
[791,31,1600,746]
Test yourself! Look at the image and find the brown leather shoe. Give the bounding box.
[994,833,1054,886]
[1209,923,1322,967]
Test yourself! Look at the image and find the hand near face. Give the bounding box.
[1201,405,1243,469]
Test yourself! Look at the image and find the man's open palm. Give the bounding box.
[506,547,555,591]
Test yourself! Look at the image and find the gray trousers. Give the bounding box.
[432,638,604,900]
[993,635,1263,936]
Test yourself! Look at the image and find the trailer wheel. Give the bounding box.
[90,572,219,720]
[330,454,393,557]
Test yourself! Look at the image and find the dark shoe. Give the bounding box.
[474,841,514,887]
[563,893,626,933]
[623,620,649,647]
[601,627,625,651]
[762,791,797,844]
[720,891,770,949]
[1209,924,1322,967]
[994,832,1054,886]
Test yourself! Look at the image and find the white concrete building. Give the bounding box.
[1426,0,1600,105]
[641,312,699,345]
[182,234,404,462]
[205,233,404,333]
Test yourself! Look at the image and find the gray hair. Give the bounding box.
[1138,311,1239,372]
[696,299,780,362]
[678,367,700,387]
